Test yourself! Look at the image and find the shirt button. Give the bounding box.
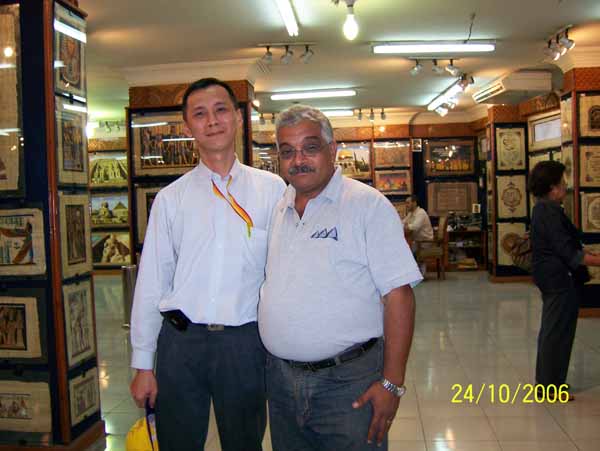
[210,297,216,303]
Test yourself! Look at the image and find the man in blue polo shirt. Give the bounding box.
[259,105,422,451]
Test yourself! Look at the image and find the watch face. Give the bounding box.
[397,385,407,397]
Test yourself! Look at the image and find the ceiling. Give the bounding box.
[80,0,600,122]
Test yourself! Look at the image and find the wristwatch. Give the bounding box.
[380,378,406,398]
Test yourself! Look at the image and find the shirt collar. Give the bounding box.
[195,157,242,182]
[283,166,344,209]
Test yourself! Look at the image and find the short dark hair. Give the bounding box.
[528,160,565,198]
[407,195,419,204]
[181,78,239,119]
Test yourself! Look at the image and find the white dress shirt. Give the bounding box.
[259,167,422,361]
[131,159,286,370]
[405,206,434,242]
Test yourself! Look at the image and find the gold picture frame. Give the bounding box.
[581,192,600,233]
[579,94,600,138]
[427,182,478,217]
[59,193,92,279]
[580,146,600,188]
[496,127,525,169]
[63,279,96,368]
[374,169,411,195]
[336,141,371,180]
[424,139,475,176]
[373,140,411,168]
[0,208,46,277]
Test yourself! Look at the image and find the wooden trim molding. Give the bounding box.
[518,92,560,118]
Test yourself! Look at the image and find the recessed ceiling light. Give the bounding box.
[271,89,356,101]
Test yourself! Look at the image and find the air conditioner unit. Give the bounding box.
[472,71,552,104]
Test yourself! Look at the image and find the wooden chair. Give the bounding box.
[415,216,449,280]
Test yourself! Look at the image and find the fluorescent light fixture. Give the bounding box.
[0,128,20,136]
[0,63,16,69]
[53,20,87,43]
[373,41,495,54]
[323,109,354,117]
[63,103,87,113]
[274,0,299,37]
[427,82,464,111]
[162,137,194,142]
[72,94,86,103]
[271,89,356,101]
[131,122,169,128]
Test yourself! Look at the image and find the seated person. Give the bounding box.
[403,195,434,274]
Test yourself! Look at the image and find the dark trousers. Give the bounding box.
[155,320,267,451]
[536,283,580,387]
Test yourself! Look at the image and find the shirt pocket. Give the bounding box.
[243,227,269,272]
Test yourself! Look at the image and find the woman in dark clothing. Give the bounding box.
[529,161,600,396]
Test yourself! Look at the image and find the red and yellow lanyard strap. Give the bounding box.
[212,176,254,238]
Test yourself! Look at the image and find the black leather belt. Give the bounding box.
[283,338,379,372]
[161,310,229,332]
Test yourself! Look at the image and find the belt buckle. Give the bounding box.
[206,324,225,331]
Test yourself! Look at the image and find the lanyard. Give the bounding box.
[212,176,254,238]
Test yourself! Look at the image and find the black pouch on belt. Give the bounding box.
[160,309,190,331]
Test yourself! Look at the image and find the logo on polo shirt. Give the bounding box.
[310,227,338,241]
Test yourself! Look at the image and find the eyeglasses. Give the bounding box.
[278,139,326,160]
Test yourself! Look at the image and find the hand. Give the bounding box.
[130,369,158,408]
[352,381,400,446]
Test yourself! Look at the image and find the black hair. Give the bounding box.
[407,195,419,204]
[181,78,239,119]
[528,160,565,198]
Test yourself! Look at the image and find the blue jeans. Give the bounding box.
[266,339,385,451]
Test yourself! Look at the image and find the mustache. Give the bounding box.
[288,165,316,175]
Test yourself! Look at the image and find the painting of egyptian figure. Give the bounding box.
[91,231,131,267]
[91,193,129,228]
[0,296,41,359]
[54,3,86,98]
[335,142,371,180]
[59,193,92,279]
[132,113,200,176]
[0,381,51,432]
[69,368,99,426]
[56,97,88,185]
[89,151,128,188]
[63,280,95,368]
[0,209,46,277]
[135,185,164,244]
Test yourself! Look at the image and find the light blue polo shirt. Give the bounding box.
[259,167,422,362]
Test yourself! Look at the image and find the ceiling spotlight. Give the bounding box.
[559,29,575,51]
[280,45,293,64]
[446,99,457,109]
[271,113,276,124]
[3,46,13,58]
[435,106,449,117]
[380,108,386,120]
[544,40,559,60]
[262,46,273,64]
[357,108,363,120]
[409,60,423,76]
[300,45,314,64]
[369,108,375,122]
[259,113,266,125]
[252,99,261,108]
[432,59,445,75]
[557,35,567,56]
[445,59,461,77]
[343,0,359,41]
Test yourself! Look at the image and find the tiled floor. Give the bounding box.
[89,271,600,451]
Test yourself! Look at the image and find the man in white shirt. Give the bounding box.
[259,105,422,450]
[404,195,434,275]
[129,78,285,451]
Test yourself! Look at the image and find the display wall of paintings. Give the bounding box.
[56,96,88,185]
[560,97,572,143]
[391,201,407,220]
[336,141,371,180]
[91,230,131,267]
[373,141,411,168]
[59,193,92,279]
[91,192,128,228]
[134,184,164,245]
[63,279,96,368]
[497,222,527,267]
[580,146,600,187]
[374,170,411,195]
[0,295,42,360]
[0,4,24,198]
[497,175,527,219]
[89,150,128,188]
[0,380,51,432]
[579,94,600,138]
[496,127,526,170]
[131,112,200,177]
[69,367,100,426]
[581,192,600,233]
[585,244,600,285]
[424,139,474,176]
[427,182,478,217]
[528,113,561,152]
[54,3,86,99]
[0,208,46,277]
